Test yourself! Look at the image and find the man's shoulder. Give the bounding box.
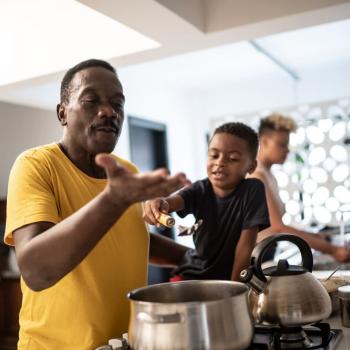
[15,143,59,164]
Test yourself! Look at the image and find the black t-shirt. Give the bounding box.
[172,178,270,280]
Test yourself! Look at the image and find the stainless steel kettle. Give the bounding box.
[240,234,332,327]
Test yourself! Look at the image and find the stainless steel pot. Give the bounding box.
[127,280,253,350]
[240,234,332,327]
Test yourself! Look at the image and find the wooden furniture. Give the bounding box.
[0,199,21,350]
[0,275,21,349]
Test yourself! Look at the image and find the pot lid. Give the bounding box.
[263,259,307,276]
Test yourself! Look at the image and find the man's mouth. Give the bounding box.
[95,126,117,133]
[94,124,119,134]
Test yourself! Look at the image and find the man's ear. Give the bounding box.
[57,104,67,126]
[248,159,257,174]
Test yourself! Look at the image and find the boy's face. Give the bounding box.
[207,132,257,197]
[261,130,290,164]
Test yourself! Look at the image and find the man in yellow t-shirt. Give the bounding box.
[4,59,189,350]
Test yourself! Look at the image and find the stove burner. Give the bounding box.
[100,322,342,350]
[248,322,343,350]
[277,327,312,349]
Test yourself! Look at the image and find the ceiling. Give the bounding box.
[120,18,350,92]
[1,0,350,110]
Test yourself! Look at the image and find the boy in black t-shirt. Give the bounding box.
[143,122,270,281]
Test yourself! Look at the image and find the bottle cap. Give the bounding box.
[338,285,350,298]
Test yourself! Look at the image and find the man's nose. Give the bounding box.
[97,102,118,118]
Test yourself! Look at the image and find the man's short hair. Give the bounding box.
[212,122,259,159]
[60,59,117,105]
[258,113,297,136]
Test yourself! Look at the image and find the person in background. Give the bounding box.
[249,113,350,262]
[4,59,190,350]
[143,122,270,281]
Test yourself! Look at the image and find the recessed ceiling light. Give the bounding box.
[0,0,160,86]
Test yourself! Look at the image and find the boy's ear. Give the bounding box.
[260,134,268,147]
[57,104,67,126]
[247,159,257,174]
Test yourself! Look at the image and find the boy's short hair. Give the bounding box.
[258,113,297,136]
[212,122,259,159]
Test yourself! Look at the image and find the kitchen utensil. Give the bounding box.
[325,266,340,281]
[240,234,332,327]
[127,280,253,350]
[156,212,203,236]
[338,285,350,327]
[157,212,175,228]
[177,219,203,236]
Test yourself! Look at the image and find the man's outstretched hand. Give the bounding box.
[95,153,189,207]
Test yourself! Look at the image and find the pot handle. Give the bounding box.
[251,234,313,282]
[137,311,183,324]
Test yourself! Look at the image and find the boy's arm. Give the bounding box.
[143,194,185,226]
[252,170,350,262]
[231,227,259,281]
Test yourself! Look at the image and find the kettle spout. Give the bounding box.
[240,267,266,294]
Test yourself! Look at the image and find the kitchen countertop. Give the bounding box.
[312,270,350,349]
[328,315,350,350]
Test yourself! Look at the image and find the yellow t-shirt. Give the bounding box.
[5,143,149,350]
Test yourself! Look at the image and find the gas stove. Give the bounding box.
[248,322,343,350]
[98,322,342,350]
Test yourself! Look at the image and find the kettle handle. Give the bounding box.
[251,234,313,282]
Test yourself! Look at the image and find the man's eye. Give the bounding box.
[209,154,218,159]
[83,99,97,105]
[111,102,123,110]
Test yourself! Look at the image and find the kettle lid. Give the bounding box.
[263,259,307,276]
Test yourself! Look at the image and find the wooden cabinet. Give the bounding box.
[0,276,21,349]
[0,199,20,349]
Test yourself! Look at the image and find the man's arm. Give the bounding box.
[149,233,188,267]
[14,154,188,291]
[231,227,258,281]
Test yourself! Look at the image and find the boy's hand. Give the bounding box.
[143,198,169,227]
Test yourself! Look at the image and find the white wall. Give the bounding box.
[0,102,60,198]
[118,68,209,181]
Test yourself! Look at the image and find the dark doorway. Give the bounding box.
[128,116,174,285]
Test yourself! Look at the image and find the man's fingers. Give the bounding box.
[141,176,187,202]
[137,170,189,190]
[95,154,127,178]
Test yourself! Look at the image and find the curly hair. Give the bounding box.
[60,59,117,105]
[258,112,297,135]
[212,122,259,159]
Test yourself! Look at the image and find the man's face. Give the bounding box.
[262,130,290,164]
[207,133,256,196]
[58,67,125,155]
